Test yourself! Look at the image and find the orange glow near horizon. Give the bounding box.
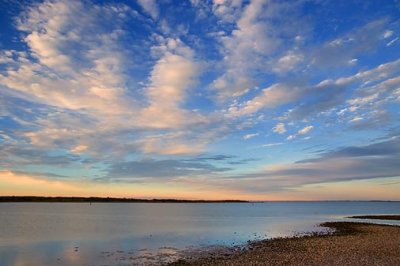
[1,170,400,201]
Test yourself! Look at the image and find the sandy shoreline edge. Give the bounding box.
[170,217,400,266]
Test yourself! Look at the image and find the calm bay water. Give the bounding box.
[0,201,399,265]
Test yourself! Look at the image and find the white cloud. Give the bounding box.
[345,75,400,116]
[1,0,399,175]
[211,0,302,100]
[274,51,304,73]
[262,142,282,147]
[334,59,400,86]
[383,30,393,39]
[243,133,258,140]
[0,0,214,157]
[272,123,286,134]
[287,125,313,140]
[190,0,201,6]
[348,58,358,65]
[228,83,302,117]
[387,37,398,47]
[348,93,379,106]
[137,0,159,19]
[212,0,243,23]
[70,145,88,154]
[286,135,296,140]
[313,19,389,67]
[1,0,134,116]
[298,125,313,135]
[139,136,203,155]
[349,117,363,123]
[226,58,400,123]
[139,38,205,129]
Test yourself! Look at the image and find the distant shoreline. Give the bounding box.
[348,215,400,220]
[0,196,248,203]
[0,196,398,203]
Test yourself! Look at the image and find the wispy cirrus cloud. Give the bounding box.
[106,158,232,179]
[213,136,400,193]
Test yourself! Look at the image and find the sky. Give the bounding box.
[0,0,399,200]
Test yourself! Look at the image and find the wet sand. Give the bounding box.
[171,221,400,266]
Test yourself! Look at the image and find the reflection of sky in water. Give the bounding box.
[0,202,399,265]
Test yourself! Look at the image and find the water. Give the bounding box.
[0,201,399,265]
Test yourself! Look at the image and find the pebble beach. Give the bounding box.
[171,218,400,266]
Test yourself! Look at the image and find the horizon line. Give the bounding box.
[1,196,399,203]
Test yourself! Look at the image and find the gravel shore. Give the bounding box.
[170,222,400,266]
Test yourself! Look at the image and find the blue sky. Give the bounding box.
[0,0,399,200]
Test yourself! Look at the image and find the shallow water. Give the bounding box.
[0,201,399,265]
